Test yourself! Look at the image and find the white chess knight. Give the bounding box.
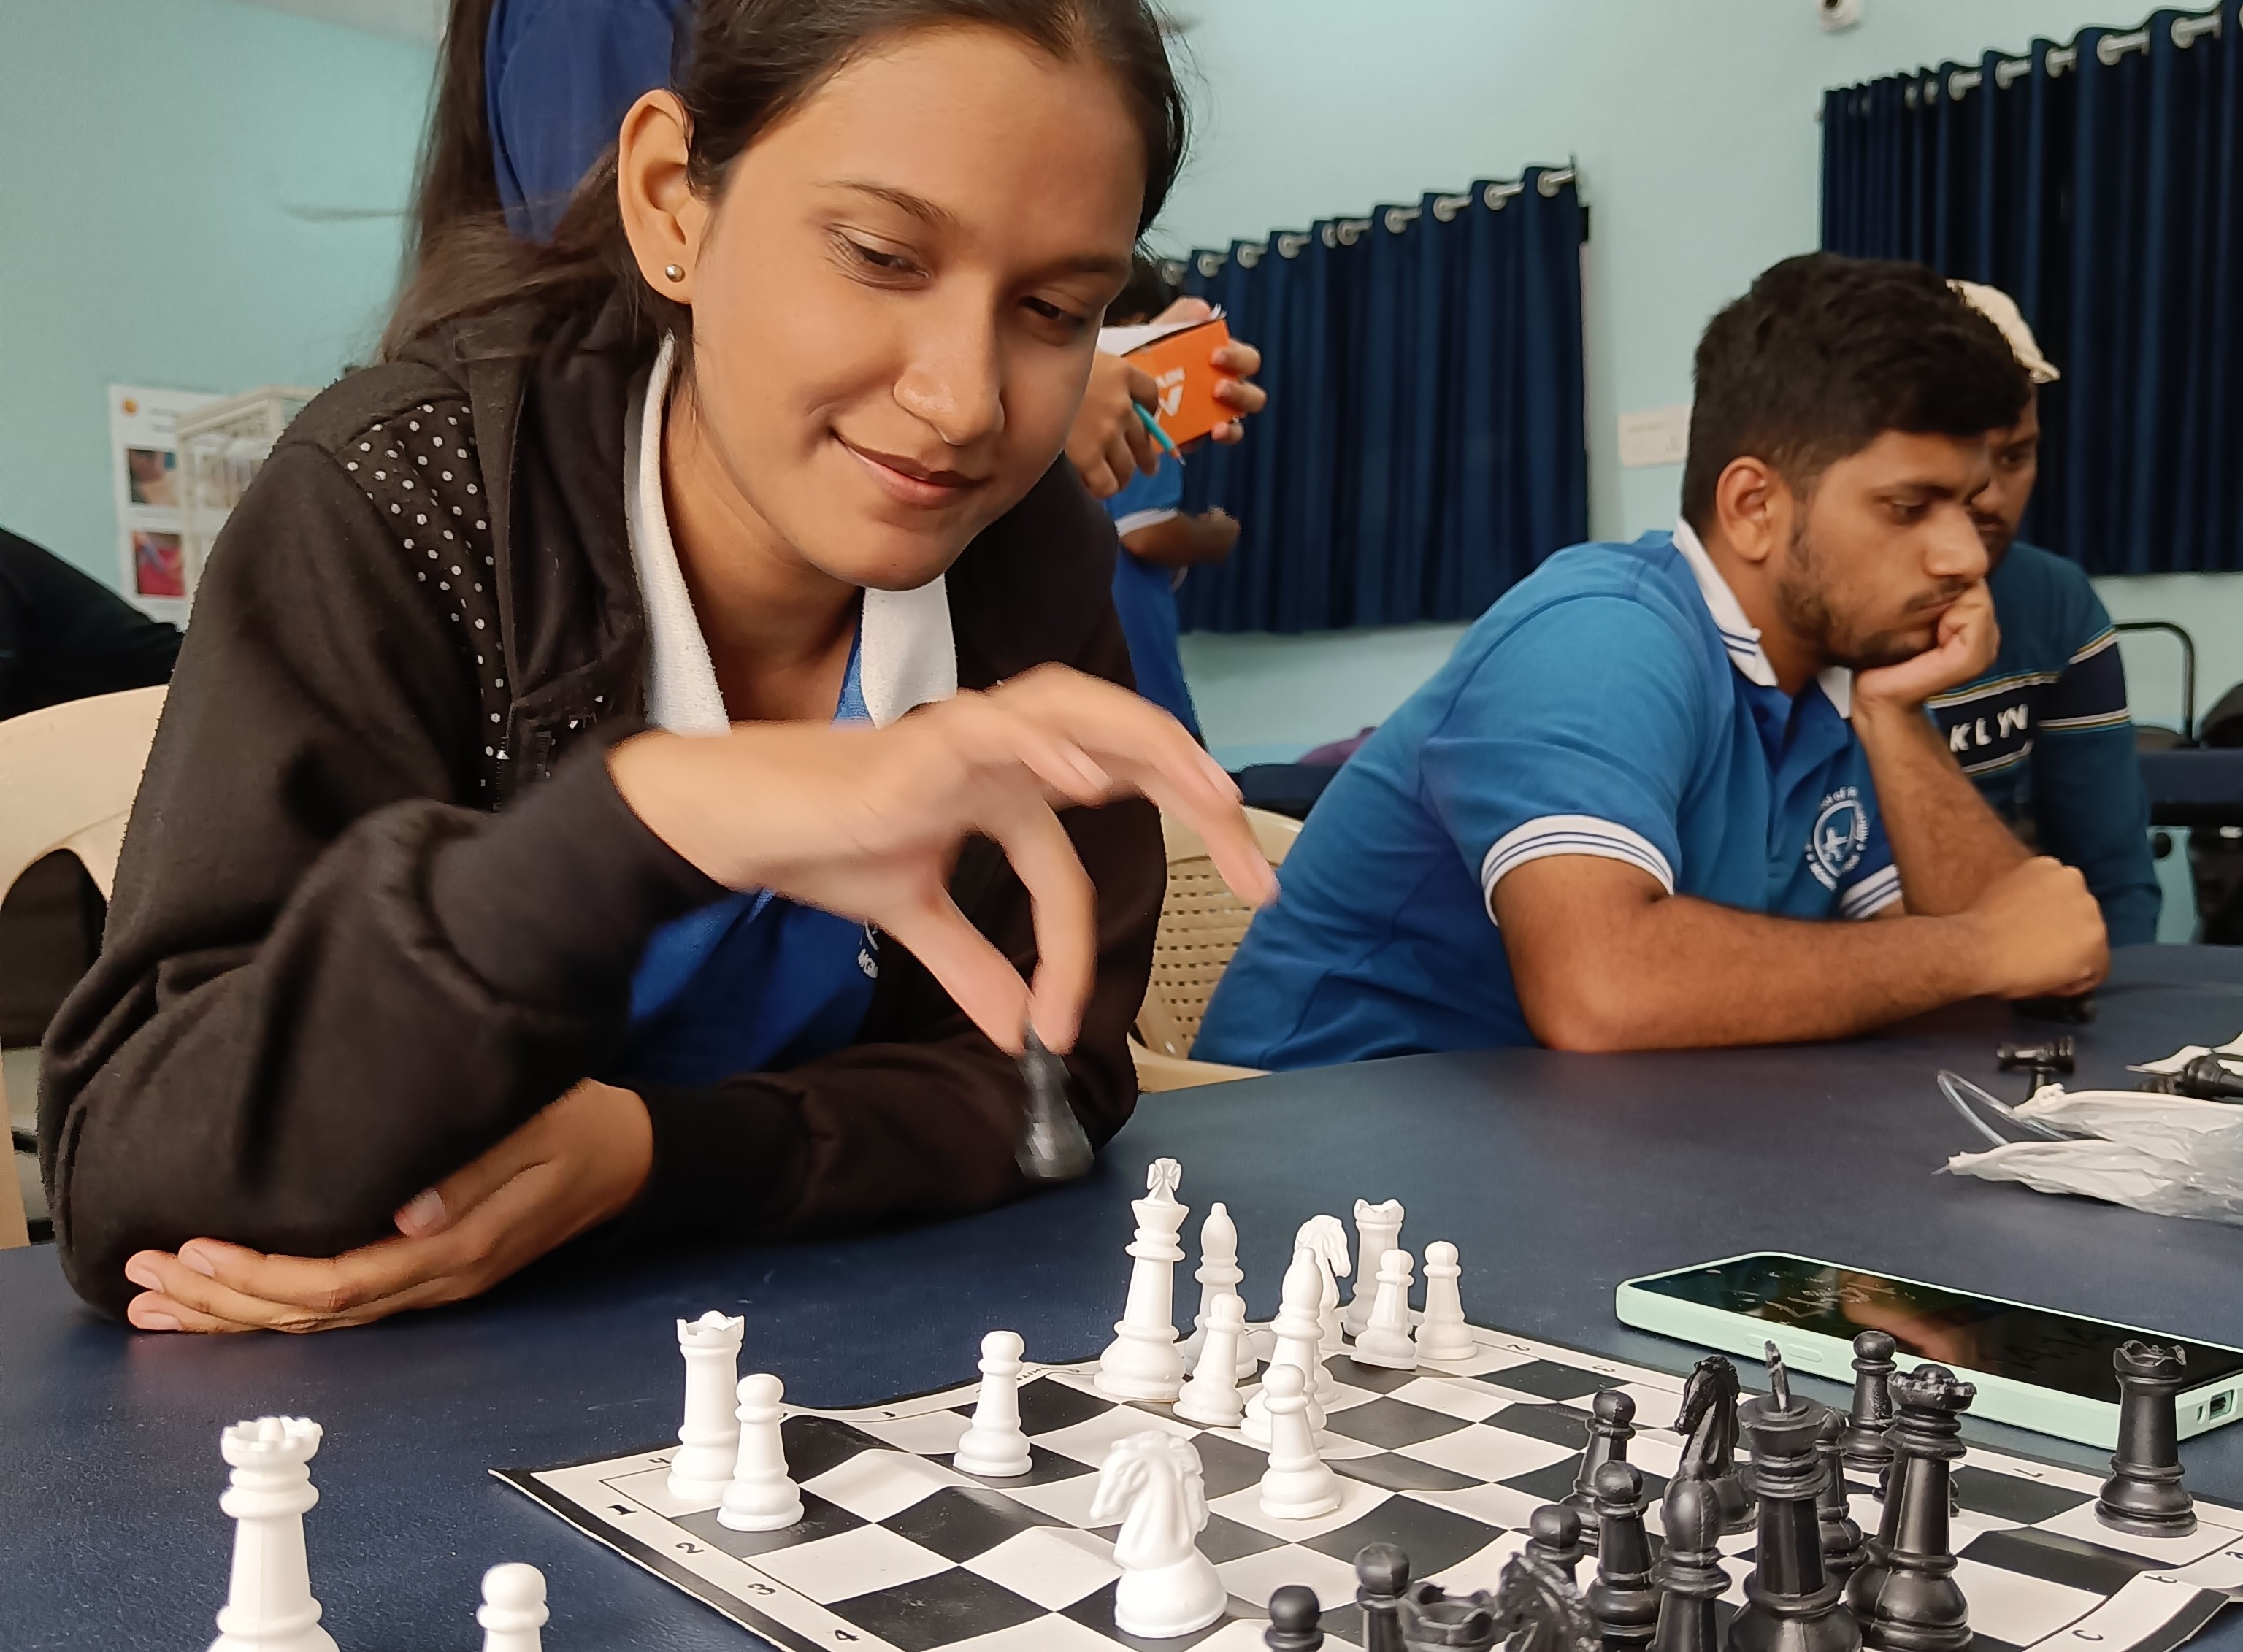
[1295,1214,1351,1353]
[1241,1247,1328,1446]
[1087,1433,1226,1640]
[1343,1199,1406,1339]
[1096,1158,1190,1402]
[1256,1364,1342,1521]
[208,1416,339,1652]
[718,1373,803,1532]
[477,1564,548,1652]
[1174,1293,1248,1428]
[1352,1248,1419,1370]
[1415,1240,1476,1361]
[954,1330,1034,1478]
[668,1310,745,1500]
[1177,1201,1254,1380]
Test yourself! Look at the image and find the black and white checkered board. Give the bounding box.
[496,1324,2243,1652]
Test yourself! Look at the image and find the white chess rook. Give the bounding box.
[1416,1240,1476,1361]
[1242,1247,1328,1446]
[668,1310,746,1500]
[1354,1248,1419,1370]
[1257,1365,1343,1521]
[719,1373,804,1532]
[1096,1158,1190,1402]
[478,1564,548,1652]
[1343,1199,1405,1339]
[1174,1294,1249,1428]
[954,1330,1034,1477]
[208,1416,339,1652]
[1177,1201,1254,1379]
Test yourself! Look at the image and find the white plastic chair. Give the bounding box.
[0,685,166,1248]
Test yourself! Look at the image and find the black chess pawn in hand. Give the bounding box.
[2096,1342,2197,1537]
[1013,1023,1092,1180]
[1847,1364,1974,1652]
[1729,1344,1860,1652]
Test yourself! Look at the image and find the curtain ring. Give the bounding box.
[1537,168,1576,198]
[1276,233,1311,259]
[1235,242,1264,269]
[1431,193,1473,223]
[1157,258,1186,285]
[1195,250,1226,279]
[1483,180,1524,211]
[1383,207,1422,234]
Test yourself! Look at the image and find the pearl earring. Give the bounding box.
[663,264,685,282]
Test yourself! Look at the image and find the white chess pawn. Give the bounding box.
[718,1374,803,1532]
[1415,1240,1476,1361]
[1241,1248,1327,1446]
[1353,1249,1419,1370]
[668,1310,745,1500]
[210,1417,338,1652]
[954,1331,1034,1477]
[1257,1364,1342,1521]
[477,1564,548,1652]
[1343,1199,1404,1340]
[1177,1202,1254,1379]
[1096,1159,1190,1402]
[1174,1294,1248,1428]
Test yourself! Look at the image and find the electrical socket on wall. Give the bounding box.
[1820,0,1862,31]
[1618,405,1692,469]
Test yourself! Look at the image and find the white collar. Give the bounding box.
[1669,519,1852,720]
[624,335,956,736]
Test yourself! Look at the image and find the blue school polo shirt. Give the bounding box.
[1193,524,1901,1069]
[1105,464,1204,740]
[1923,543,2158,946]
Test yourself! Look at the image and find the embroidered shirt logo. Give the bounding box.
[858,923,881,981]
[1807,788,1869,890]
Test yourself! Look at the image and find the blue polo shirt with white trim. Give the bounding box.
[1193,525,1900,1069]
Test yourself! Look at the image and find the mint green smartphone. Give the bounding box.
[1614,1252,2243,1449]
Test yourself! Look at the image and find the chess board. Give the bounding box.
[496,1324,2243,1652]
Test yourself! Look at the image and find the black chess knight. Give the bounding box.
[1673,1353,1755,1535]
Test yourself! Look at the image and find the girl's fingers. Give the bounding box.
[129,1290,254,1334]
[980,796,1098,1053]
[879,890,1036,1054]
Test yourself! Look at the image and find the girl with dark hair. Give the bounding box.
[42,0,1273,1333]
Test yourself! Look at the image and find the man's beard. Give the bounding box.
[1772,519,1946,673]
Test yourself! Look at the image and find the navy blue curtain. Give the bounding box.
[1172,169,1588,632]
[1822,6,2243,575]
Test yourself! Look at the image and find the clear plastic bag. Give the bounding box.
[1936,1073,2243,1227]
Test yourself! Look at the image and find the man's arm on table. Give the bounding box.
[1492,853,2106,1052]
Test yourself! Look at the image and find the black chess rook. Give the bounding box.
[1846,1364,1974,1652]
[2096,1342,2197,1537]
[1566,1389,1639,1553]
[1400,1578,1500,1652]
[1586,1461,1660,1652]
[1725,1345,1861,1652]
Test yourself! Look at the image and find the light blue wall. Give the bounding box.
[0,0,434,583]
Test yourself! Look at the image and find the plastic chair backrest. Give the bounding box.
[1133,806,1300,1061]
[0,685,166,1248]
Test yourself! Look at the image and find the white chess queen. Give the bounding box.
[1086,1433,1226,1639]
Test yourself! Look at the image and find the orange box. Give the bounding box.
[1122,317,1235,448]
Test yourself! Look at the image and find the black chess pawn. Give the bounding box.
[1846,1364,1973,1652]
[1399,1578,1500,1652]
[1357,1542,1412,1652]
[1587,1462,1660,1652]
[1652,1477,1730,1652]
[1726,1345,1860,1652]
[1566,1390,1639,1553]
[1840,1332,1897,1481]
[1527,1503,1588,1583]
[1816,1410,1867,1587]
[1268,1583,1325,1651]
[2096,1342,2197,1537]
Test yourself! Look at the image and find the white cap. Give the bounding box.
[1950,279,2060,385]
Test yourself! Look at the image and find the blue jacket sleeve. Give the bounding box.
[2031,596,2162,946]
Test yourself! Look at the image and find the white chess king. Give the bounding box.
[1096,1158,1190,1402]
[208,1416,338,1652]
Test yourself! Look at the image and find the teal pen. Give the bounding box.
[1133,401,1181,460]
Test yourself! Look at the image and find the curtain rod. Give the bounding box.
[1182,166,1580,276]
[1823,7,2223,116]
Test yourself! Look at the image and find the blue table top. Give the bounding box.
[8,944,2243,1651]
